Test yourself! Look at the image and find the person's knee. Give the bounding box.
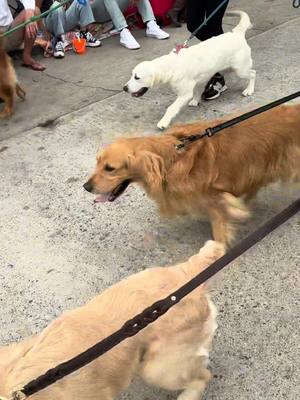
[34,6,41,16]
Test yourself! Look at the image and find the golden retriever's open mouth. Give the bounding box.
[132,87,148,98]
[94,180,131,204]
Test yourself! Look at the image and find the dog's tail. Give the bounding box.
[228,10,252,35]
[179,241,226,285]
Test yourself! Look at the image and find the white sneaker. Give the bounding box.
[120,28,140,50]
[54,40,65,59]
[146,20,169,40]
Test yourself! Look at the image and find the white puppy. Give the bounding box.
[124,10,256,130]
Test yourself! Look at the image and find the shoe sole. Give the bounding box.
[54,54,64,59]
[202,85,228,101]
[146,34,170,40]
[120,42,140,50]
[86,43,102,48]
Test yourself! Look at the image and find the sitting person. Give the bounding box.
[37,0,101,59]
[91,0,169,50]
[0,0,45,71]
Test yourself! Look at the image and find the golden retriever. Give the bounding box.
[84,104,300,245]
[0,241,225,400]
[0,38,26,118]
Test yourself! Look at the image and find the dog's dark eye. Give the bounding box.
[104,164,115,172]
[134,74,140,80]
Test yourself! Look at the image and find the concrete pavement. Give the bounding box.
[0,1,299,399]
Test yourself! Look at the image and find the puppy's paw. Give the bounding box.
[242,87,254,97]
[157,119,170,130]
[188,99,200,107]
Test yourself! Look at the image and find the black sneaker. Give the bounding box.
[201,73,227,101]
[78,31,101,48]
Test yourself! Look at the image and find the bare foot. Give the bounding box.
[22,57,46,71]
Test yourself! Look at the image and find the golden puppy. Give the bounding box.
[84,104,300,245]
[0,38,26,118]
[0,241,224,400]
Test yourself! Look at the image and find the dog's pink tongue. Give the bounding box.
[94,194,110,204]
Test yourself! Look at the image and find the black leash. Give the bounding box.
[7,198,299,400]
[176,91,300,150]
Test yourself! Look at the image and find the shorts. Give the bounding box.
[0,24,24,52]
[0,0,24,52]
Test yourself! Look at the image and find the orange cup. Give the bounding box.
[73,37,86,54]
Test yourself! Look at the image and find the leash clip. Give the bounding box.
[205,127,214,137]
[173,40,189,54]
[175,138,189,151]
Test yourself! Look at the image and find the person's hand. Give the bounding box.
[25,9,38,39]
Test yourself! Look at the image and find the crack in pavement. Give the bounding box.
[43,71,121,93]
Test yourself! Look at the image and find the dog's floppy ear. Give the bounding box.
[128,150,166,194]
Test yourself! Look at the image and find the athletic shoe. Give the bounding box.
[146,20,170,40]
[120,28,140,50]
[53,41,65,59]
[79,31,101,47]
[201,73,227,101]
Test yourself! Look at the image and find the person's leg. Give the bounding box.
[167,0,186,27]
[199,0,229,41]
[186,0,206,37]
[45,8,66,37]
[63,0,101,47]
[101,0,140,49]
[64,0,95,32]
[137,0,169,40]
[186,0,229,100]
[186,0,229,40]
[136,0,155,23]
[103,0,128,31]
[45,7,67,58]
[9,8,45,70]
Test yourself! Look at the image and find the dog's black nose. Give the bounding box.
[123,85,128,92]
[83,181,93,193]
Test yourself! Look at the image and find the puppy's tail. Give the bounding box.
[228,10,252,35]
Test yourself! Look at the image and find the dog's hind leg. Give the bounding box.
[234,63,256,97]
[157,87,194,130]
[177,372,211,400]
[0,85,14,118]
[208,192,250,246]
[242,68,256,96]
[16,83,26,100]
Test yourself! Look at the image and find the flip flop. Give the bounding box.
[22,62,46,71]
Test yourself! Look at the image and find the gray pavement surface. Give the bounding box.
[0,1,299,400]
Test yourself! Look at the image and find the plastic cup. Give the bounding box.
[73,37,86,54]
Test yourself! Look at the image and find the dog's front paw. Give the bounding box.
[188,99,200,107]
[242,88,254,97]
[157,118,170,130]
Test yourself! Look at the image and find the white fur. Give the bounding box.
[125,11,256,130]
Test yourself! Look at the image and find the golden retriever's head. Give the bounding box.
[83,139,166,203]
[123,61,156,97]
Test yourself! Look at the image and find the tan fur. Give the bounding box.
[85,104,300,245]
[0,241,225,400]
[0,38,26,118]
